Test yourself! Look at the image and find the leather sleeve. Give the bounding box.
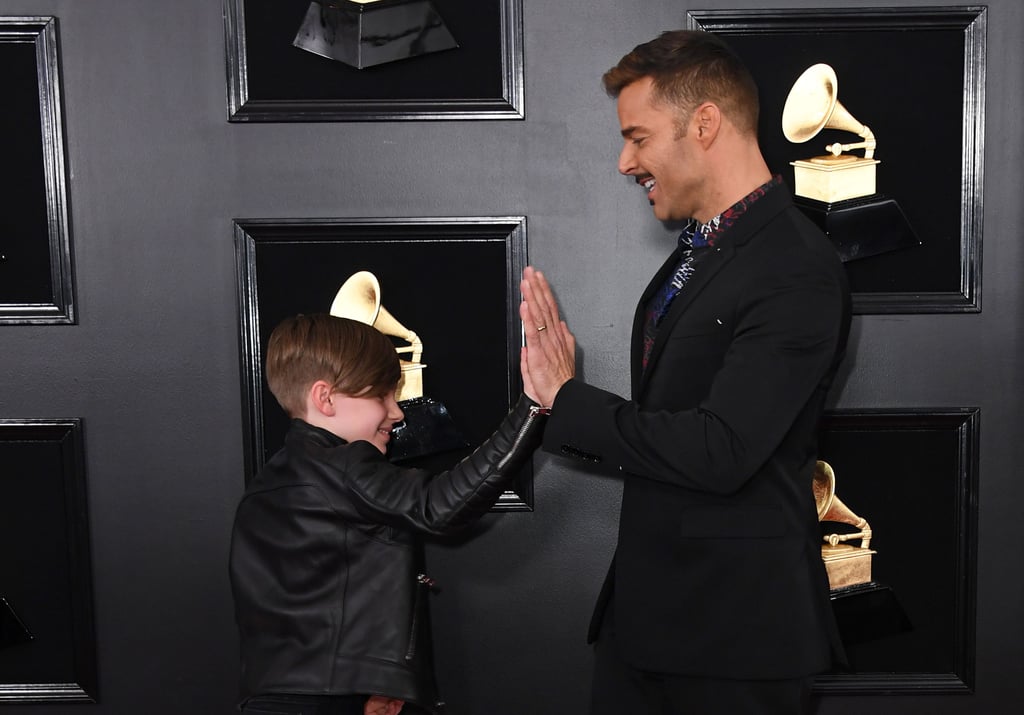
[335,395,545,535]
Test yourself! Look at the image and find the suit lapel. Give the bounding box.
[637,243,735,396]
[631,252,678,398]
[631,186,793,398]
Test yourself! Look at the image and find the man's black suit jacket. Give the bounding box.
[544,185,851,680]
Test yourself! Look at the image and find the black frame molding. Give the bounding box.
[812,408,979,693]
[0,16,74,324]
[0,419,97,703]
[688,6,986,314]
[224,0,525,121]
[234,215,533,509]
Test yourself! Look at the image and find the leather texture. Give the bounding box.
[229,396,545,712]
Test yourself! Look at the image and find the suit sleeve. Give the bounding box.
[543,252,847,495]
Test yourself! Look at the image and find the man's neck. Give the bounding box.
[695,138,772,224]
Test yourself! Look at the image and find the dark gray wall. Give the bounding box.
[1,0,1022,713]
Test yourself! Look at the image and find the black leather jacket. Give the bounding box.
[229,396,545,712]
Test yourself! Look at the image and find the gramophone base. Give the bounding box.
[388,396,468,462]
[830,582,912,645]
[796,194,921,262]
[822,544,875,591]
[293,0,458,69]
[792,157,879,204]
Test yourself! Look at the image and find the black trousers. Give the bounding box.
[590,607,814,715]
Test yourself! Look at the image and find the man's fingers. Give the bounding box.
[533,269,560,319]
[527,269,558,326]
[521,265,577,405]
[522,271,563,346]
[521,276,550,331]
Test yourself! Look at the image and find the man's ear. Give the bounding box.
[693,102,721,145]
[309,380,336,417]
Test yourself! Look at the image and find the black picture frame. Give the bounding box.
[234,216,533,509]
[812,408,979,694]
[688,7,986,314]
[224,0,525,121]
[0,16,74,324]
[0,419,97,703]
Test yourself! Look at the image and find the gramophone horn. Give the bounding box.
[813,460,865,527]
[812,459,837,521]
[782,63,875,158]
[813,460,872,548]
[329,271,419,347]
[330,270,380,325]
[330,270,425,401]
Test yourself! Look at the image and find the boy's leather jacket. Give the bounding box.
[229,396,546,712]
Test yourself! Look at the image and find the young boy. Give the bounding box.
[229,313,560,715]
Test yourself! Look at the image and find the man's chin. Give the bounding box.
[651,205,674,222]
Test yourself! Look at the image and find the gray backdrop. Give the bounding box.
[1,0,1021,713]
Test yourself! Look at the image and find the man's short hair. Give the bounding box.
[265,313,401,418]
[602,30,760,136]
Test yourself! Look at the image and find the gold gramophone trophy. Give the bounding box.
[783,64,879,204]
[293,0,458,69]
[330,271,424,402]
[812,460,913,644]
[782,64,919,261]
[813,460,876,591]
[330,271,467,461]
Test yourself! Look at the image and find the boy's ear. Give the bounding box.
[309,380,336,417]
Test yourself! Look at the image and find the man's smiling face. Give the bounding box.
[616,76,707,223]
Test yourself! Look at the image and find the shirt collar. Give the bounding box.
[679,174,784,251]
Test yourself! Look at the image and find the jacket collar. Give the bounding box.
[286,418,347,448]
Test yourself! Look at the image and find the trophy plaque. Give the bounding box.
[782,64,919,262]
[293,0,458,69]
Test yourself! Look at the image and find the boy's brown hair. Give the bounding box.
[265,313,401,418]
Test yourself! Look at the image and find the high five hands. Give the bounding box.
[520,266,576,407]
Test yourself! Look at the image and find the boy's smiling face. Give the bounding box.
[327,390,405,453]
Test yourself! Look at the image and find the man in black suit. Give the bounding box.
[520,30,851,714]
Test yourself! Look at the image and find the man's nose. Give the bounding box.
[618,142,637,175]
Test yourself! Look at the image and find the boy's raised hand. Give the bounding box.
[520,266,576,407]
